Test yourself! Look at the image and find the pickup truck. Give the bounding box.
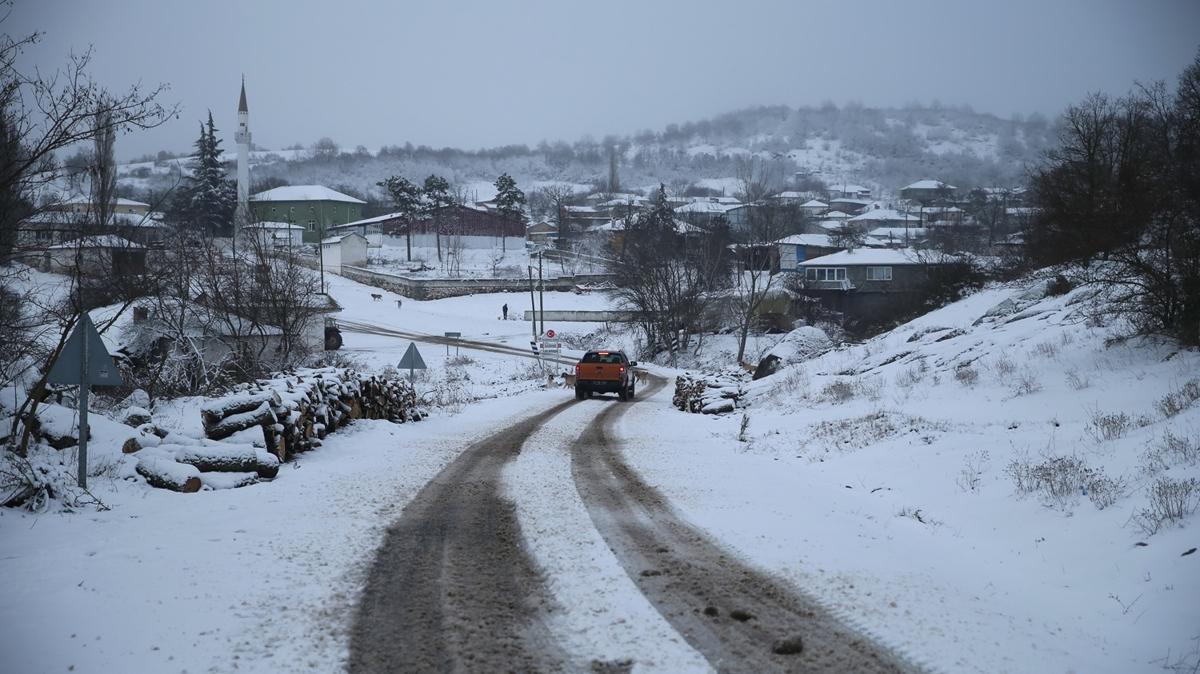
[574,350,638,401]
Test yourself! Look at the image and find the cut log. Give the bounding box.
[205,401,276,441]
[174,445,259,472]
[136,457,202,493]
[198,472,259,490]
[254,451,280,479]
[200,390,283,429]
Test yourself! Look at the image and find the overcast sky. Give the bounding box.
[8,0,1200,160]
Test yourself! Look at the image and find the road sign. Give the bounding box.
[443,332,461,356]
[545,329,556,338]
[46,314,123,386]
[399,342,427,382]
[44,313,123,489]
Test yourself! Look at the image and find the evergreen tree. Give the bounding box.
[377,175,422,261]
[175,111,235,236]
[422,174,452,262]
[493,173,526,251]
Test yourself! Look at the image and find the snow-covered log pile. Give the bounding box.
[200,367,423,463]
[36,368,422,495]
[130,442,281,493]
[673,368,752,415]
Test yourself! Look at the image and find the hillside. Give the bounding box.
[117,102,1056,207]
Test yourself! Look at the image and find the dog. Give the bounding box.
[370,293,383,302]
[634,370,648,385]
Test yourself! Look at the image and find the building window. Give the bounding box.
[805,267,847,281]
[866,266,893,281]
[307,221,315,231]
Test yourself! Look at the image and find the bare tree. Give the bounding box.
[0,8,176,257]
[728,204,791,363]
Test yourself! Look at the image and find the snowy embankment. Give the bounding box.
[619,281,1200,673]
[0,390,566,673]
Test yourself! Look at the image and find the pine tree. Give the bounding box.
[422,175,452,262]
[493,173,526,252]
[377,175,422,261]
[175,111,235,236]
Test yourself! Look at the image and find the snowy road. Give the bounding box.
[347,369,910,673]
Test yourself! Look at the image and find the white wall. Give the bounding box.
[383,234,524,251]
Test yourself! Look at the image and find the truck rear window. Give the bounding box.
[582,352,623,364]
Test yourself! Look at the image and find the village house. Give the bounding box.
[825,183,872,200]
[249,185,367,241]
[795,247,952,327]
[900,179,957,204]
[38,234,147,277]
[775,233,845,270]
[848,206,922,229]
[826,198,873,215]
[525,220,558,247]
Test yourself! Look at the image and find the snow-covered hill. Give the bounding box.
[118,103,1053,205]
[628,279,1200,672]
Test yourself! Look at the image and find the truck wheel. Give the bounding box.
[575,386,585,400]
[628,383,636,399]
[618,388,628,402]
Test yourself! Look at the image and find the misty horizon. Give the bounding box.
[8,0,1200,160]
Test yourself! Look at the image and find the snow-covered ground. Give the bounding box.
[4,264,1197,673]
[613,282,1200,673]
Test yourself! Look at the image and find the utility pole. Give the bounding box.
[537,251,545,336]
[527,265,538,344]
[77,319,90,489]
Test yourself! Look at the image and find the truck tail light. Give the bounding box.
[618,367,625,373]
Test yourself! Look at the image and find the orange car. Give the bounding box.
[574,350,638,401]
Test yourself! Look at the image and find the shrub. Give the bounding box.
[1065,368,1090,390]
[822,380,855,403]
[1012,369,1043,396]
[1156,379,1200,418]
[1087,410,1132,441]
[1133,477,1200,535]
[954,366,979,387]
[1006,455,1123,509]
[992,355,1017,381]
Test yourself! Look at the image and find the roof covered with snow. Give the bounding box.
[799,248,935,266]
[902,179,956,191]
[62,196,150,208]
[243,221,305,230]
[848,208,920,223]
[250,185,366,204]
[48,235,143,249]
[801,199,828,208]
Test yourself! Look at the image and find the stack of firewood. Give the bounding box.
[199,368,423,462]
[131,368,423,493]
[673,370,749,415]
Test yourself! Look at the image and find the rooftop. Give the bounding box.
[250,185,366,204]
[799,248,933,266]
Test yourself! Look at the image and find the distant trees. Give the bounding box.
[1027,49,1200,345]
[312,137,339,158]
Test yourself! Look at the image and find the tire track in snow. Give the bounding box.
[347,399,578,673]
[571,374,919,673]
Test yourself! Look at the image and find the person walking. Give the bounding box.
[502,303,508,320]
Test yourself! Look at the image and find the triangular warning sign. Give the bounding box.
[398,342,427,370]
[46,314,124,386]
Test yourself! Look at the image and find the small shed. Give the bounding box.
[242,221,305,249]
[321,232,368,274]
[43,235,146,277]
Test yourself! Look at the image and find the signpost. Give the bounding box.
[545,329,556,339]
[45,314,123,488]
[444,331,461,357]
[398,342,427,382]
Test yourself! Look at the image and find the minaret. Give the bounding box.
[235,76,251,233]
